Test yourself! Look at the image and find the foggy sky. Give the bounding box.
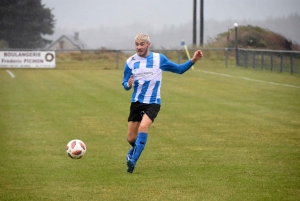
[42,0,300,29]
[41,0,300,49]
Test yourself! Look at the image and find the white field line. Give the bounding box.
[196,70,300,89]
[6,70,15,78]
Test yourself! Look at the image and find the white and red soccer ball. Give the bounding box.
[66,139,86,159]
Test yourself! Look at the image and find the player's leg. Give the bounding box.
[128,104,161,173]
[127,114,152,173]
[132,113,152,159]
[126,102,143,172]
[127,121,140,144]
[126,121,139,161]
[126,102,141,158]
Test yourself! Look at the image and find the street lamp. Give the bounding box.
[234,23,239,66]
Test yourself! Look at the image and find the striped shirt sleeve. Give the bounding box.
[159,54,194,74]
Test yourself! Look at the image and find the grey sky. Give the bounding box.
[42,0,300,30]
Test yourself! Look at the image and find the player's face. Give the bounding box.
[135,40,150,57]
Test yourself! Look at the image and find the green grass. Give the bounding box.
[0,59,300,201]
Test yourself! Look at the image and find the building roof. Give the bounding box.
[47,33,89,50]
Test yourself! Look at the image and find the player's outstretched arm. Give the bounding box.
[191,50,204,63]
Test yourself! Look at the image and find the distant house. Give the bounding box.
[47,32,88,51]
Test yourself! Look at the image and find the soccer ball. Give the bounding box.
[66,139,86,159]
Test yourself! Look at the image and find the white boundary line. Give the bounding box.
[6,70,15,78]
[196,70,300,89]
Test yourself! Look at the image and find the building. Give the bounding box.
[47,32,88,51]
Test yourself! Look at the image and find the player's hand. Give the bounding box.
[128,75,134,87]
[191,50,203,63]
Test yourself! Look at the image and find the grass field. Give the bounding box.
[0,59,300,201]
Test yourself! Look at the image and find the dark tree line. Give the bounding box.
[0,0,55,48]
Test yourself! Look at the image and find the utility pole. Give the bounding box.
[199,0,204,46]
[193,0,197,46]
[234,23,239,66]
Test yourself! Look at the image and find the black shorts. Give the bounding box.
[128,101,161,122]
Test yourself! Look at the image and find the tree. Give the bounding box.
[0,0,55,48]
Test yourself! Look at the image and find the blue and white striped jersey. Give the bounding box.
[122,52,194,104]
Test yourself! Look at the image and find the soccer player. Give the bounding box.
[122,33,203,173]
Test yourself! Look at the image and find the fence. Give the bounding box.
[238,48,300,74]
[80,48,300,74]
[53,48,234,70]
[98,48,235,69]
[1,48,300,74]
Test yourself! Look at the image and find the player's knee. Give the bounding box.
[138,124,149,133]
[127,131,137,142]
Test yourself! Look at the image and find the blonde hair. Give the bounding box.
[134,33,150,42]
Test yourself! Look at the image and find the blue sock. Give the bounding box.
[127,147,134,158]
[131,132,148,163]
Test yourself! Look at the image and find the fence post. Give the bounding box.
[225,48,228,68]
[245,51,248,68]
[261,52,264,70]
[252,51,256,69]
[280,53,283,73]
[115,50,119,69]
[270,53,273,71]
[290,53,293,75]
